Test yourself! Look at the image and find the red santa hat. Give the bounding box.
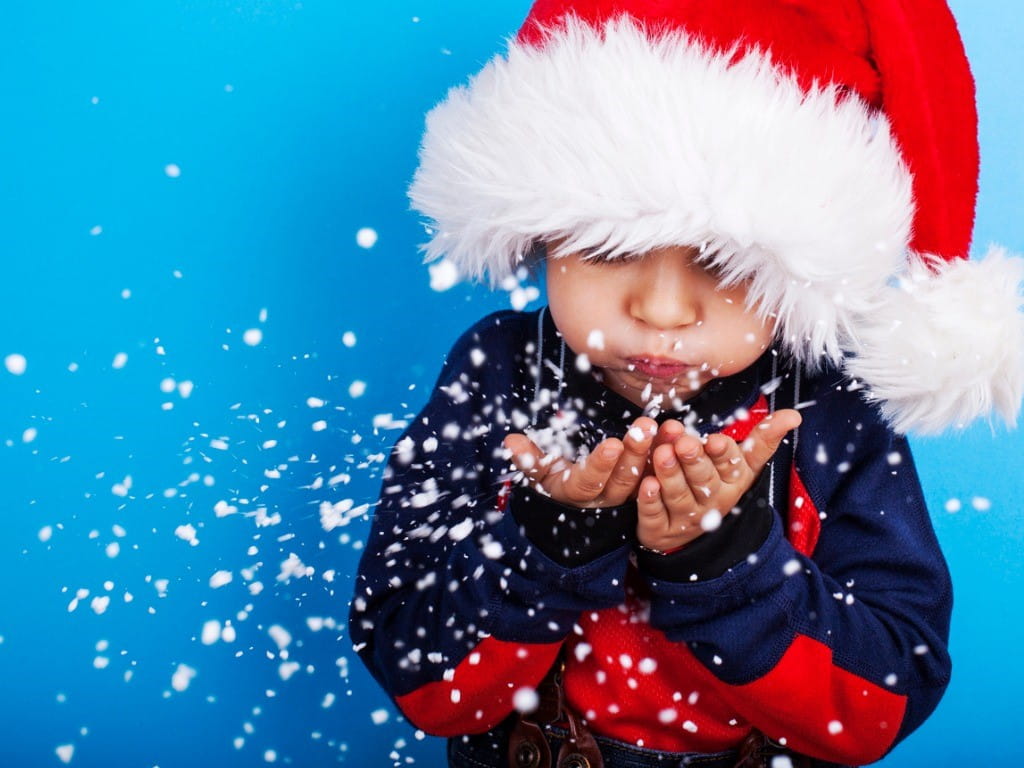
[409,0,1023,434]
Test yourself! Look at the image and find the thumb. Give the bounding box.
[742,409,802,475]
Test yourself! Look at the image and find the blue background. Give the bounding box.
[1,2,1020,766]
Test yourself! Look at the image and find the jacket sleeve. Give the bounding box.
[349,319,630,736]
[638,390,952,766]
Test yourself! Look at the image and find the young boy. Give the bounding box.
[351,2,1023,766]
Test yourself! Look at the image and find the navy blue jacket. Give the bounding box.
[350,308,952,766]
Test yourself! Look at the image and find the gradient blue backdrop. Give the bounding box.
[2,2,1021,766]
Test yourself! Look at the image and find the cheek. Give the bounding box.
[705,295,774,359]
[548,277,621,360]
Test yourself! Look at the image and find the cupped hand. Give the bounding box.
[636,409,802,553]
[503,417,658,508]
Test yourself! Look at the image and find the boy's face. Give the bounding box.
[545,244,774,409]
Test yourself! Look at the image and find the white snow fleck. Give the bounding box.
[574,643,593,662]
[513,687,539,713]
[214,500,237,518]
[243,328,263,346]
[175,524,199,546]
[700,509,722,532]
[783,559,802,576]
[683,720,698,733]
[827,720,844,735]
[178,380,194,398]
[342,331,357,347]
[971,496,992,511]
[55,744,74,764]
[105,541,120,559]
[371,708,390,725]
[307,397,325,408]
[112,352,128,369]
[209,570,233,588]
[587,329,605,350]
[268,625,292,650]
[428,258,459,291]
[321,693,335,708]
[449,518,474,542]
[481,540,504,559]
[815,444,828,464]
[885,673,898,686]
[164,163,181,178]
[575,353,591,373]
[657,708,677,724]
[886,451,902,466]
[90,225,103,236]
[509,285,540,311]
[4,354,26,375]
[39,526,53,542]
[264,749,277,763]
[771,757,794,768]
[201,620,221,645]
[90,596,110,615]
[450,689,461,704]
[23,427,37,443]
[278,661,300,681]
[112,476,132,497]
[944,498,961,513]
[277,553,313,582]
[356,227,378,249]
[638,658,657,674]
[349,380,366,398]
[470,348,486,367]
[171,663,197,692]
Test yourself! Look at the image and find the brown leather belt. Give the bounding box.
[505,658,813,768]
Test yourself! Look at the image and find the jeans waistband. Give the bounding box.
[448,721,740,768]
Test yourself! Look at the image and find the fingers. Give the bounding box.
[652,419,685,452]
[636,475,669,549]
[741,409,802,475]
[553,437,624,505]
[704,433,749,485]
[651,442,698,513]
[598,417,656,503]
[673,434,720,501]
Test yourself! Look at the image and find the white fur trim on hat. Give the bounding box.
[844,246,1024,434]
[409,17,915,366]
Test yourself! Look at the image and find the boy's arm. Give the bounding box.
[637,398,952,766]
[349,318,630,736]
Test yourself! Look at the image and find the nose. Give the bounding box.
[627,250,701,330]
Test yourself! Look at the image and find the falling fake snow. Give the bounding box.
[5,353,26,375]
[356,228,378,249]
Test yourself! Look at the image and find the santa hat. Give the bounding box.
[409,0,1024,434]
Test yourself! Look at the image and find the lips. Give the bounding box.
[627,357,693,379]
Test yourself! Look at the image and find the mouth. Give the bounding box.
[626,356,694,380]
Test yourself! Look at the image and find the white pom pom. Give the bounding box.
[845,246,1024,434]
